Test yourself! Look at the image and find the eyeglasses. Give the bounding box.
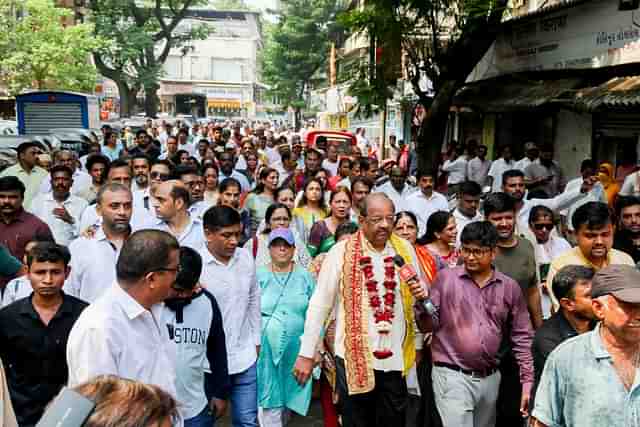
[460,246,492,258]
[153,265,181,275]
[367,215,395,226]
[533,223,555,231]
[150,171,170,181]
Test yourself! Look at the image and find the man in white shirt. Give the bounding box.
[148,180,205,251]
[66,229,181,406]
[66,183,133,303]
[131,154,151,193]
[30,165,88,246]
[487,145,515,193]
[293,193,428,427]
[441,147,467,194]
[501,169,597,236]
[322,144,340,177]
[405,170,449,236]
[199,205,260,427]
[466,144,491,187]
[451,181,483,248]
[218,152,251,193]
[374,166,414,212]
[514,142,539,172]
[159,136,179,161]
[39,150,92,197]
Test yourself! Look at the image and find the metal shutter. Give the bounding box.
[23,102,83,134]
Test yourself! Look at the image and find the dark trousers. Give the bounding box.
[336,357,408,427]
[496,350,526,427]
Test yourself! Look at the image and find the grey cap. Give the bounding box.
[591,264,640,303]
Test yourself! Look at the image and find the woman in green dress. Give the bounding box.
[243,167,279,236]
[307,186,353,257]
[257,228,317,427]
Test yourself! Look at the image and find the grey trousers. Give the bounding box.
[432,365,501,427]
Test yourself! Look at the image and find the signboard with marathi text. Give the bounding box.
[469,0,640,82]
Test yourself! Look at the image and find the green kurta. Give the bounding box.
[257,265,316,415]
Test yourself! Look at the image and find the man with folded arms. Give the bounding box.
[418,221,534,427]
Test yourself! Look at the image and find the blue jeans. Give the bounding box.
[230,362,258,427]
[185,406,215,427]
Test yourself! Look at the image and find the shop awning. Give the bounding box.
[453,77,583,112]
[207,99,242,109]
[572,76,640,111]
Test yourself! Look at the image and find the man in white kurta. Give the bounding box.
[293,193,428,427]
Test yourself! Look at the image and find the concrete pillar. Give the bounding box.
[554,109,592,179]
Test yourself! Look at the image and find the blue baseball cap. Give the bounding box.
[268,228,295,247]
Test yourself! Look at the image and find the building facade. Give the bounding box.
[158,9,264,119]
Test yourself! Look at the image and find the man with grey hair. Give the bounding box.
[532,264,640,427]
[66,183,133,303]
[39,149,91,196]
[531,265,596,404]
[67,229,181,411]
[294,193,429,427]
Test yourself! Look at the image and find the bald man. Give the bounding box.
[294,193,429,427]
[147,180,205,250]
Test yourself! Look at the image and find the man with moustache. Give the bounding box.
[546,202,635,311]
[294,193,428,427]
[532,264,640,427]
[524,145,565,197]
[30,165,88,246]
[131,154,151,192]
[501,169,597,236]
[531,265,596,406]
[66,230,181,410]
[0,242,87,426]
[128,130,160,161]
[418,221,534,427]
[405,169,449,236]
[613,195,640,262]
[66,184,133,303]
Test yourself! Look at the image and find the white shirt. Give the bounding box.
[198,245,260,375]
[39,170,92,197]
[1,276,32,307]
[405,190,449,236]
[322,159,339,177]
[452,207,482,248]
[147,215,205,251]
[374,181,415,212]
[264,146,281,168]
[620,171,640,196]
[65,226,122,303]
[466,157,491,186]
[488,158,516,192]
[66,282,178,402]
[78,201,148,232]
[514,156,535,172]
[516,185,588,237]
[299,238,424,372]
[219,170,251,193]
[531,235,571,319]
[29,193,88,246]
[441,157,468,185]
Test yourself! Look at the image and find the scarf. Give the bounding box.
[340,230,416,395]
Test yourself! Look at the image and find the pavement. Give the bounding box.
[217,399,324,427]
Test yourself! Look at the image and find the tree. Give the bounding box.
[0,0,103,95]
[261,0,343,127]
[340,0,508,173]
[88,0,211,117]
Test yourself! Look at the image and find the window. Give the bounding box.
[165,56,182,79]
[212,59,242,82]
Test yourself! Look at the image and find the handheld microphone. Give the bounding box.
[393,255,437,316]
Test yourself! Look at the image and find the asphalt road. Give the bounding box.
[217,399,324,427]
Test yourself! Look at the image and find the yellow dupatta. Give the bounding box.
[340,231,417,395]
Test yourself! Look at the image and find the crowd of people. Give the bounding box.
[0,119,638,427]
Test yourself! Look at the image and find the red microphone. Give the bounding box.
[393,255,418,284]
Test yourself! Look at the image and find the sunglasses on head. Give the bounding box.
[533,223,554,231]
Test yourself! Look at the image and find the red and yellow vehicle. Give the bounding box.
[305,130,356,155]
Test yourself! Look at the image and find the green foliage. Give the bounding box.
[339,0,508,115]
[0,0,104,94]
[261,0,344,112]
[88,0,212,115]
